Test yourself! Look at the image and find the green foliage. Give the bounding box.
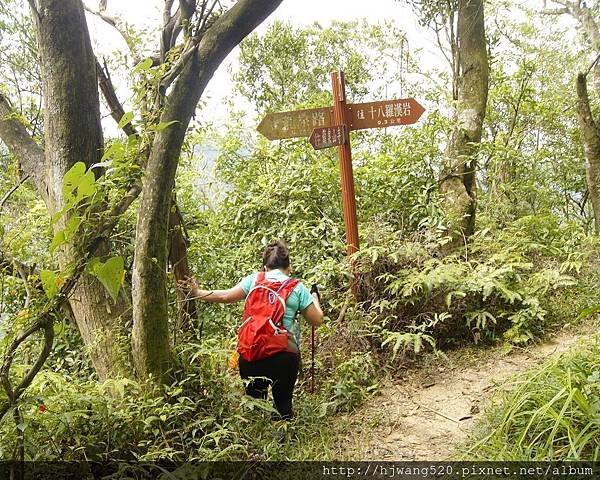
[235,20,409,113]
[87,256,125,302]
[0,338,339,461]
[326,353,379,413]
[463,337,600,460]
[352,216,591,360]
[49,162,99,254]
[479,3,589,228]
[40,270,63,300]
[1,2,599,464]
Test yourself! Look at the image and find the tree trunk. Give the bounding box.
[440,0,489,245]
[576,73,600,233]
[34,0,132,379]
[168,201,197,335]
[131,0,284,381]
[563,1,600,97]
[549,1,600,231]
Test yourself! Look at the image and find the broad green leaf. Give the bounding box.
[64,215,82,240]
[90,256,125,302]
[101,141,125,162]
[75,170,97,201]
[133,57,153,74]
[148,120,178,132]
[62,162,86,200]
[51,209,64,225]
[118,111,134,129]
[49,230,66,253]
[40,270,58,299]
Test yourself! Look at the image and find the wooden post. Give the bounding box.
[331,71,360,257]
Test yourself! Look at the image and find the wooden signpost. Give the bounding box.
[257,71,425,264]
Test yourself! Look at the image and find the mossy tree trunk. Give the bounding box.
[32,0,132,380]
[131,0,284,381]
[1,0,283,384]
[576,74,600,233]
[440,0,489,246]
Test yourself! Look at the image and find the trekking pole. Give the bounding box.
[310,283,320,394]
[311,324,315,393]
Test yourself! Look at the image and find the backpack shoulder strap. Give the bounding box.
[276,278,299,301]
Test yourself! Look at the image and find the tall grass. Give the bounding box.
[462,336,600,460]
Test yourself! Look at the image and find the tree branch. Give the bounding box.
[161,1,181,61]
[26,0,39,19]
[540,7,569,14]
[0,315,54,421]
[83,3,140,62]
[131,0,283,381]
[0,251,37,279]
[0,175,31,211]
[96,59,137,137]
[0,94,47,204]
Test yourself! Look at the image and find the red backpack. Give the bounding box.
[237,272,299,362]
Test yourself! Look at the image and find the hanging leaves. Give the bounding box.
[88,256,125,302]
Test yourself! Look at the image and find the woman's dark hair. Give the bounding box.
[262,240,290,270]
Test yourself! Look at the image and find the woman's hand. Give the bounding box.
[177,276,200,297]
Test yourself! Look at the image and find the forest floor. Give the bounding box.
[334,320,599,460]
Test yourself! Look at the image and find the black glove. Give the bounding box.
[310,283,320,301]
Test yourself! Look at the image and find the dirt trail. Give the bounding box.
[337,327,592,460]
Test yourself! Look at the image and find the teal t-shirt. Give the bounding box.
[237,269,313,345]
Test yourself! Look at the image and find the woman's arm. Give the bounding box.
[302,292,324,327]
[177,277,246,304]
[194,286,246,304]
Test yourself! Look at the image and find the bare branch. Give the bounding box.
[83,3,140,62]
[540,7,569,14]
[0,175,31,211]
[196,0,220,36]
[161,1,181,61]
[0,315,53,421]
[180,0,198,38]
[96,59,137,136]
[585,52,600,77]
[0,251,37,279]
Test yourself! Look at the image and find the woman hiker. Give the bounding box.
[178,240,324,421]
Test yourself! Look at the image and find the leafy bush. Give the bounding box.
[352,216,593,363]
[325,352,379,413]
[0,335,344,462]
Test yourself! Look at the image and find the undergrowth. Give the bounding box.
[1,216,597,461]
[0,336,343,461]
[351,216,599,364]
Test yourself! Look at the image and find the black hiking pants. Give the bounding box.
[239,351,300,420]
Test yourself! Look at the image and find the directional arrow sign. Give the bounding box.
[257,106,334,140]
[257,98,425,141]
[309,124,347,150]
[348,98,425,131]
